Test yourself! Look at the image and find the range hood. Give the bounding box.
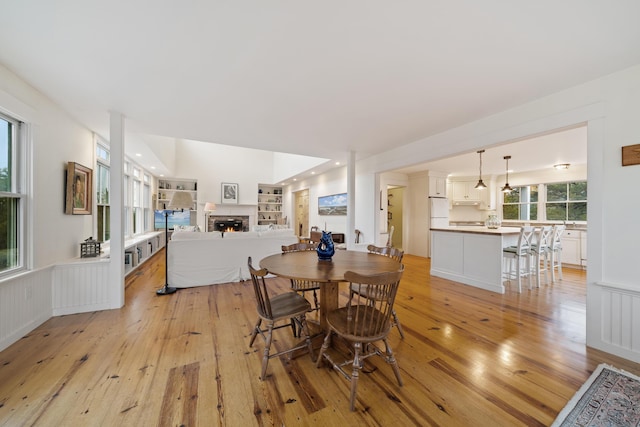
[452,200,482,206]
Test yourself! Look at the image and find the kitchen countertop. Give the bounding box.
[431,226,522,235]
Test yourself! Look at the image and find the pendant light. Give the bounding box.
[501,155,513,193]
[474,149,487,189]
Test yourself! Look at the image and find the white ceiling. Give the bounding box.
[396,125,587,177]
[0,2,638,178]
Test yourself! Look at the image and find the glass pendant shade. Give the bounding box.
[474,150,487,189]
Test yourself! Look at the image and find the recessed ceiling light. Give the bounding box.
[135,153,142,157]
[311,171,315,175]
[335,162,340,165]
[150,166,156,169]
[554,163,570,170]
[293,178,297,181]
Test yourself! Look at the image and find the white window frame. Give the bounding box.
[0,111,27,278]
[95,136,110,243]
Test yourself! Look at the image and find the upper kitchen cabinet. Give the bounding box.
[428,171,448,198]
[450,178,495,209]
[451,181,482,204]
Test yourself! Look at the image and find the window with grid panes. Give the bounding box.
[502,185,538,221]
[0,112,24,275]
[546,181,587,221]
[96,140,110,242]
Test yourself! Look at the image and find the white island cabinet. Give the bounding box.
[430,226,522,294]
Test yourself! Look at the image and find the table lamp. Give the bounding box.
[204,202,217,232]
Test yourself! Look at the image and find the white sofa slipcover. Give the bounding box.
[168,229,298,288]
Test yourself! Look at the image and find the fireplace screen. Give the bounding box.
[214,218,243,232]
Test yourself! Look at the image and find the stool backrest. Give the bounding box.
[516,226,536,253]
[535,225,553,250]
[551,224,566,248]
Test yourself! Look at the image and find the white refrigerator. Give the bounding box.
[429,197,450,228]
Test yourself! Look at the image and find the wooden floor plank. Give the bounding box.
[1,250,639,426]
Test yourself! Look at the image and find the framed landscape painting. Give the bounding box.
[318,193,347,215]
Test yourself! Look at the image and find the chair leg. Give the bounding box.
[260,323,274,380]
[249,318,261,347]
[515,256,522,293]
[557,249,563,280]
[349,342,362,412]
[316,331,332,368]
[383,338,403,386]
[392,310,405,339]
[535,252,541,288]
[299,315,315,362]
[312,289,319,311]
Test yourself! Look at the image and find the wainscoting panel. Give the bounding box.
[52,260,112,316]
[0,267,53,352]
[599,283,640,354]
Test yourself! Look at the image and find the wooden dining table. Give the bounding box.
[260,250,402,331]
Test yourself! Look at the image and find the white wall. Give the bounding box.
[0,64,96,351]
[0,65,94,267]
[287,166,350,235]
[172,139,279,230]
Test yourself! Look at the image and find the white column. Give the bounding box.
[109,112,125,308]
[346,151,356,249]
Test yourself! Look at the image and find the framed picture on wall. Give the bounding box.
[318,193,347,215]
[65,162,93,215]
[221,182,239,204]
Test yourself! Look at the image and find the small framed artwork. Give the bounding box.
[65,162,93,215]
[221,182,239,204]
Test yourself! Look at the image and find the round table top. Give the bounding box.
[260,250,402,282]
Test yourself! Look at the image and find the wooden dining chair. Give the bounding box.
[367,244,404,262]
[247,257,314,380]
[281,242,322,335]
[316,268,405,411]
[350,244,406,338]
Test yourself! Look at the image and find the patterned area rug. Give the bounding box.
[552,364,640,426]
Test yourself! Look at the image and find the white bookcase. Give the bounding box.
[156,178,198,210]
[257,185,283,225]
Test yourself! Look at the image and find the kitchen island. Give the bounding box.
[430,226,522,294]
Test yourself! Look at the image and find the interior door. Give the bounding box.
[294,189,309,238]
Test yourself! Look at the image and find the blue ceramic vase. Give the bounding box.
[316,231,335,261]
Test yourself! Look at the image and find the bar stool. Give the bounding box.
[531,226,553,288]
[503,226,535,292]
[549,224,566,283]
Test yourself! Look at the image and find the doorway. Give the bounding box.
[387,186,405,249]
[294,189,309,239]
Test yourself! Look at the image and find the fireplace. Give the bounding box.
[208,215,250,232]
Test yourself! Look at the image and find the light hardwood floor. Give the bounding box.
[1,250,638,426]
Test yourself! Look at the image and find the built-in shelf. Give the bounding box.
[100,231,165,276]
[156,178,198,211]
[257,184,283,225]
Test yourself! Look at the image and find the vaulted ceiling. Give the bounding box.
[1,1,639,178]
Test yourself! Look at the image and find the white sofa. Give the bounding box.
[168,229,298,288]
